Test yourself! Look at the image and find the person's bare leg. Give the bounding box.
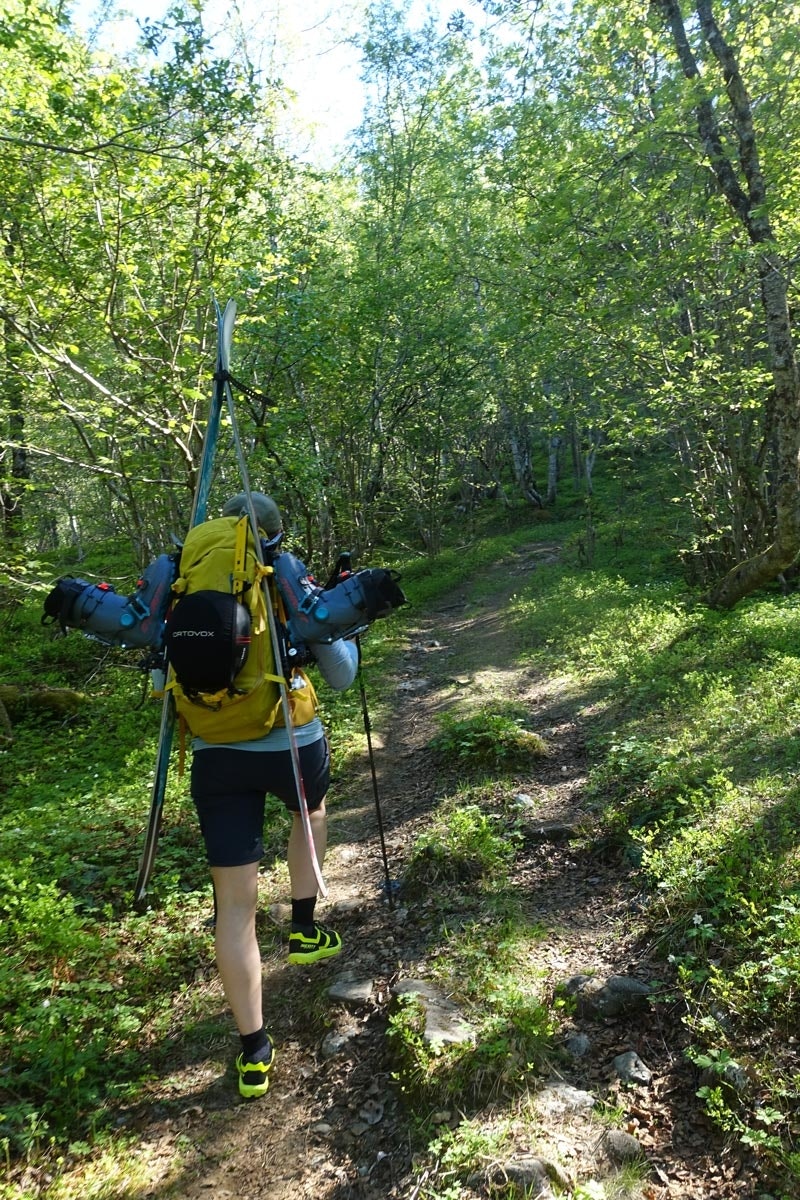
[286,802,341,961]
[287,802,328,899]
[211,861,262,1034]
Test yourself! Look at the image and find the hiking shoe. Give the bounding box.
[235,1040,275,1099]
[287,923,342,965]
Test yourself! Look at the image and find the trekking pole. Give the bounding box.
[326,552,396,908]
[355,636,396,910]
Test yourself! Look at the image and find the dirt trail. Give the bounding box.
[126,545,761,1200]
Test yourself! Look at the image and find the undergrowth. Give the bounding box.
[393,484,800,1195]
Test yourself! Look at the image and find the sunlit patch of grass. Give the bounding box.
[428,916,548,1003]
[392,779,554,1119]
[430,706,548,771]
[42,1134,189,1200]
[508,572,688,679]
[389,901,553,1121]
[571,1167,653,1200]
[404,800,520,891]
[389,987,552,1118]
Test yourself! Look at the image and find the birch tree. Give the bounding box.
[656,0,800,606]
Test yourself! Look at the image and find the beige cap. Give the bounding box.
[222,491,282,535]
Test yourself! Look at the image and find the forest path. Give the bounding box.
[125,543,760,1200]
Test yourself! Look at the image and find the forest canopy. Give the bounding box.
[2,0,799,605]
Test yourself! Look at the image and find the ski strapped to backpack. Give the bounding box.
[132,296,234,904]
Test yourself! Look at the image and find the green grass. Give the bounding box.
[405,801,519,889]
[391,780,555,1150]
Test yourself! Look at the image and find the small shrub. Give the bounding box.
[405,804,519,890]
[416,1119,511,1200]
[389,985,552,1115]
[430,708,548,770]
[704,898,800,1027]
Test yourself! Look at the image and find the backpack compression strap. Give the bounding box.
[234,515,286,687]
[232,515,250,603]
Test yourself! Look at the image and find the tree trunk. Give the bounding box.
[584,445,596,497]
[500,396,544,508]
[471,276,543,508]
[547,433,560,505]
[660,0,800,608]
[2,225,28,544]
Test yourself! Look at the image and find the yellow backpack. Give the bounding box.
[165,515,318,743]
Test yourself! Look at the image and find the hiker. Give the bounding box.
[42,487,406,1100]
[183,492,360,1099]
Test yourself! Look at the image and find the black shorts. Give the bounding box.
[190,738,330,867]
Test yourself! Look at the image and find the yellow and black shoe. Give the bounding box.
[287,923,343,965]
[235,1040,275,1099]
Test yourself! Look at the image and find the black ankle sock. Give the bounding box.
[240,1027,271,1061]
[291,896,317,932]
